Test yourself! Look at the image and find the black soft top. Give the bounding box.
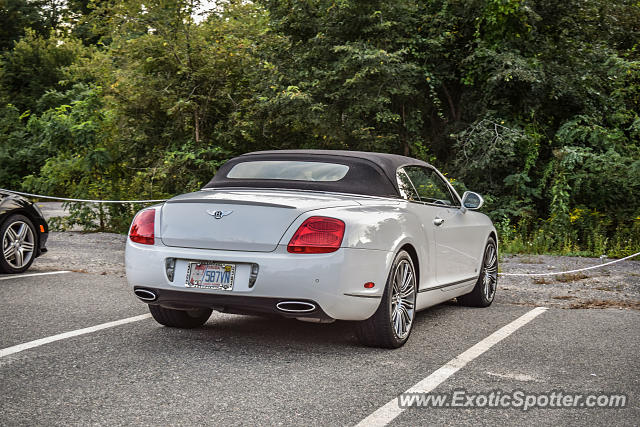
[204,150,432,197]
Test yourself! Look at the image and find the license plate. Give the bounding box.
[186,262,236,290]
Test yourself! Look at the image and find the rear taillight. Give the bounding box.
[287,216,345,254]
[129,209,155,245]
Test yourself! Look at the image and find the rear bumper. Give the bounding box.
[134,286,334,320]
[125,239,394,321]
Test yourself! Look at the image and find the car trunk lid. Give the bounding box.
[160,189,359,252]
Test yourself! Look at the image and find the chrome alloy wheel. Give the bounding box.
[390,259,416,340]
[482,242,498,302]
[2,220,35,269]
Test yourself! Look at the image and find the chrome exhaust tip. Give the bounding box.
[134,289,157,302]
[276,301,316,313]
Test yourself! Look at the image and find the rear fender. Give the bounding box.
[279,203,431,289]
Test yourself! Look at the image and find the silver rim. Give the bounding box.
[2,220,35,269]
[483,243,498,301]
[391,259,416,340]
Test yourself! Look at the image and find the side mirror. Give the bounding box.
[462,191,484,210]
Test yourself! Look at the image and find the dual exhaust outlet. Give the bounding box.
[134,289,157,302]
[275,301,316,313]
[133,289,316,314]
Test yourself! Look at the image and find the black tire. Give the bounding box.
[458,237,498,308]
[0,214,37,274]
[356,250,417,348]
[148,305,212,328]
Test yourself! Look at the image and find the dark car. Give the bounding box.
[0,191,49,274]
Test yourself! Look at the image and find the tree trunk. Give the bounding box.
[194,107,200,143]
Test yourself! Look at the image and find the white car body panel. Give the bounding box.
[126,186,496,321]
[160,190,360,252]
[126,238,392,320]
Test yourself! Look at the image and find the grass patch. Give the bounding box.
[556,272,589,283]
[533,277,553,285]
[517,256,544,264]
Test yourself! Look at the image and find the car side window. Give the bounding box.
[402,166,456,206]
[396,169,419,201]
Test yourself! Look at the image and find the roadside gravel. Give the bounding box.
[28,232,640,310]
[499,254,639,310]
[31,232,126,277]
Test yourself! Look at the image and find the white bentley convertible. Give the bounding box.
[126,150,498,348]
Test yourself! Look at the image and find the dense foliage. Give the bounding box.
[0,0,638,256]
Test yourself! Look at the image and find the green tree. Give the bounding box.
[258,0,428,155]
[0,0,49,51]
[0,31,88,113]
[86,0,278,195]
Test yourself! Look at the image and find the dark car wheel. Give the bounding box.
[148,305,212,328]
[356,250,417,348]
[458,237,498,307]
[0,214,37,274]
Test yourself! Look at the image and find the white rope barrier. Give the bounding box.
[0,188,167,204]
[498,251,640,276]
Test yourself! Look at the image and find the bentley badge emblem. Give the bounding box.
[207,210,233,219]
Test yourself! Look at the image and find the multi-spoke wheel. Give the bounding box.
[459,237,498,307]
[356,250,417,348]
[0,214,37,274]
[390,259,416,340]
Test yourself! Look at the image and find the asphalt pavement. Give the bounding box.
[0,270,638,426]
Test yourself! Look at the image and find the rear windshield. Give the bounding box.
[226,161,349,182]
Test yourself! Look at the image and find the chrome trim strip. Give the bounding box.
[166,199,296,209]
[200,187,402,202]
[343,293,382,299]
[418,276,478,293]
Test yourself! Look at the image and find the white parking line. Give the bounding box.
[355,307,548,427]
[0,314,152,358]
[0,270,72,281]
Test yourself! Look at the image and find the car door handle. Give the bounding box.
[433,217,445,226]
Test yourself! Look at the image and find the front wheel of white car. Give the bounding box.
[148,305,212,328]
[356,250,417,348]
